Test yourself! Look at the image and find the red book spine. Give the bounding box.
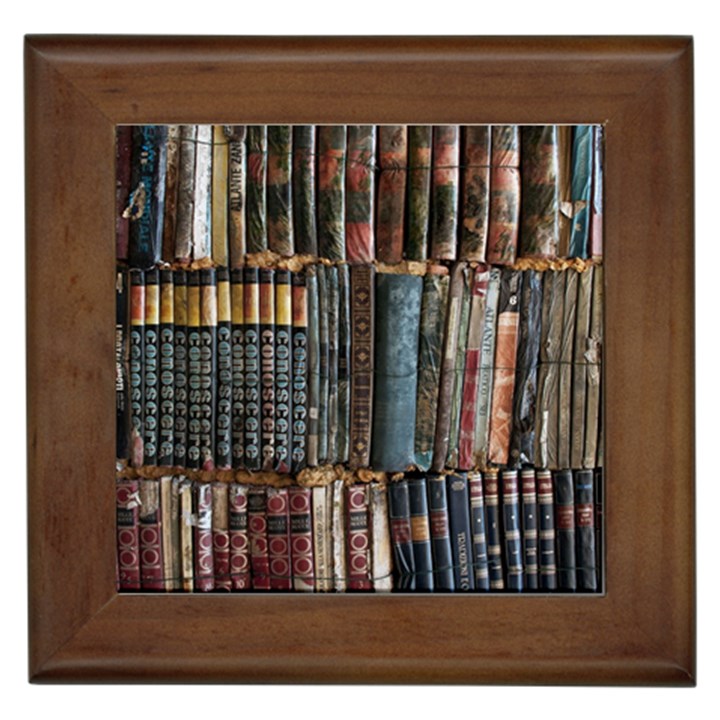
[267,486,292,590]
[228,483,251,590]
[116,478,141,590]
[346,484,372,590]
[212,482,231,591]
[248,486,271,590]
[194,483,215,592]
[289,486,315,591]
[139,479,164,591]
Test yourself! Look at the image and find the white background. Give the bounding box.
[3,0,717,714]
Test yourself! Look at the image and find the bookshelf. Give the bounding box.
[26,35,694,684]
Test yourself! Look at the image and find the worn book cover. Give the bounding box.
[520,468,539,590]
[317,265,329,464]
[554,469,577,591]
[116,269,130,461]
[175,125,197,264]
[274,269,293,473]
[173,271,188,467]
[446,473,474,591]
[468,471,490,591]
[143,269,160,467]
[157,270,175,467]
[331,479,347,592]
[192,125,212,261]
[177,477,194,592]
[558,270,579,469]
[228,483,251,590]
[289,486,315,592]
[267,487,293,590]
[430,125,460,261]
[194,482,215,592]
[226,125,247,268]
[291,272,309,472]
[486,125,520,265]
[305,266,320,467]
[116,477,141,590]
[590,125,604,260]
[211,125,229,265]
[501,470,523,591]
[139,478,164,591]
[326,266,339,463]
[160,476,179,591]
[212,482,231,591]
[292,125,318,256]
[569,125,593,258]
[406,125,432,261]
[427,474,455,591]
[370,483,393,592]
[248,486,270,590]
[246,125,268,253]
[259,268,275,471]
[346,125,377,263]
[266,125,294,257]
[388,479,416,590]
[317,125,347,261]
[215,268,232,469]
[584,265,603,468]
[571,267,593,468]
[556,125,573,257]
[346,484,373,591]
[376,125,407,264]
[199,269,217,471]
[459,125,491,261]
[408,476,434,591]
[483,468,504,590]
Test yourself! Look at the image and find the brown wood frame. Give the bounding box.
[25,35,695,685]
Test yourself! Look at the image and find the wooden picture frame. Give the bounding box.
[25,35,694,685]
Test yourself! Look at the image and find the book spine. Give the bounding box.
[520,125,559,259]
[446,473,474,591]
[291,273,309,472]
[487,269,521,466]
[376,125,407,263]
[473,267,501,467]
[595,468,604,591]
[186,272,201,470]
[248,486,270,590]
[157,270,175,467]
[486,125,521,265]
[116,269,130,460]
[388,479,416,590]
[432,262,466,472]
[289,486,315,592]
[259,269,276,471]
[414,267,449,471]
[316,265,330,463]
[128,125,163,269]
[226,125,247,268]
[266,487,292,590]
[468,471,490,591]
[337,265,351,464]
[408,477,434,591]
[211,125,229,265]
[509,270,543,467]
[199,269,217,470]
[458,266,489,470]
[231,269,245,469]
[292,125,318,256]
[326,266,339,463]
[520,468,539,590]
[173,271,188,467]
[571,267,593,468]
[346,125,377,263]
[228,483,251,590]
[569,125,594,258]
[502,470,523,591]
[163,476,180,591]
[194,482,215,591]
[312,485,332,591]
[243,267,261,471]
[211,482,231,591]
[178,477,194,592]
[116,477,141,590]
[348,264,375,469]
[175,125,197,263]
[590,125,604,260]
[459,125,491,261]
[266,125,294,257]
[583,265,603,468]
[371,273,423,472]
[306,267,320,466]
[153,127,168,264]
[246,125,268,253]
[430,125,460,261]
[558,270,578,468]
[574,469,597,591]
[346,484,372,591]
[537,469,558,590]
[274,270,293,473]
[116,125,132,260]
[554,469,577,591]
[370,482,393,592]
[406,125,432,261]
[427,474,455,591]
[139,478,164,590]
[192,125,212,261]
[317,125,347,261]
[556,125,573,257]
[331,479,347,592]
[446,266,472,468]
[484,468,504,590]
[143,269,160,466]
[161,125,181,263]
[216,268,233,469]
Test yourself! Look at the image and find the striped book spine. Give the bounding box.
[186,272,201,470]
[537,469,558,590]
[388,480,415,591]
[172,271,188,466]
[289,486,315,592]
[143,269,160,467]
[157,270,175,466]
[427,474,455,591]
[376,125,407,264]
[459,125,491,261]
[116,269,130,460]
[484,469,504,590]
[116,477,141,590]
[408,477,434,591]
[267,487,292,591]
[346,484,373,591]
[194,482,215,592]
[468,471,490,591]
[178,477,194,592]
[487,125,521,265]
[292,125,318,256]
[199,269,217,471]
[317,125,347,261]
[212,482,231,591]
[192,125,212,261]
[520,469,539,590]
[430,125,460,260]
[248,486,271,590]
[291,272,309,472]
[211,125,229,265]
[246,126,268,253]
[243,267,261,471]
[230,269,245,469]
[259,269,276,471]
[574,469,597,591]
[346,125,377,263]
[216,268,233,470]
[554,469,577,591]
[405,125,432,261]
[274,270,293,473]
[306,266,320,466]
[139,478,164,591]
[175,125,197,263]
[502,470,523,591]
[446,473,474,591]
[370,482,393,592]
[228,483,251,590]
[226,125,247,267]
[266,125,294,257]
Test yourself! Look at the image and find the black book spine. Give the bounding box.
[408,477,434,591]
[186,271,202,470]
[129,269,145,467]
[143,268,160,466]
[427,474,455,591]
[595,468,604,592]
[337,264,351,464]
[274,269,293,473]
[483,469,505,590]
[199,268,217,471]
[259,268,276,471]
[116,269,130,460]
[172,271,188,467]
[554,469,577,591]
[574,469,597,591]
[317,265,329,464]
[231,269,245,469]
[326,266,339,463]
[468,471,490,591]
[446,473,475,591]
[157,269,175,466]
[387,480,416,591]
[216,268,233,469]
[243,267,261,471]
[537,469,558,590]
[520,468,539,590]
[502,469,523,591]
[291,272,309,472]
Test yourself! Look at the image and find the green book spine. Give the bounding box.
[246,125,268,254]
[430,125,460,261]
[406,126,432,261]
[376,125,408,264]
[266,125,294,257]
[292,126,318,256]
[571,267,593,468]
[459,125,491,261]
[317,125,347,261]
[558,270,579,469]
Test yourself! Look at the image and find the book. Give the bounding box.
[259,268,276,471]
[520,468,539,590]
[274,269,293,473]
[242,267,261,471]
[584,265,603,468]
[266,125,294,257]
[554,469,577,591]
[215,268,233,469]
[371,273,423,472]
[370,482,393,592]
[161,476,180,591]
[556,125,573,257]
[376,125,407,264]
[194,482,215,591]
[292,125,318,256]
[177,477,194,592]
[331,479,347,592]
[158,270,175,467]
[446,473,474,591]
[289,486,315,592]
[406,126,432,261]
[143,268,160,467]
[337,265,351,464]
[317,125,347,261]
[230,269,245,469]
[116,269,129,461]
[192,125,212,261]
[574,469,597,591]
[484,468,504,590]
[186,272,201,470]
[317,265,329,464]
[345,484,373,591]
[430,125,460,261]
[139,478,164,591]
[501,469,523,591]
[246,126,268,253]
[305,266,320,467]
[388,479,416,590]
[228,483,251,590]
[486,125,520,265]
[226,125,247,268]
[537,469,558,590]
[116,477,141,590]
[312,485,332,591]
[346,125,377,263]
[267,486,292,590]
[569,125,593,258]
[571,267,593,468]
[407,476,434,591]
[459,125,491,261]
[115,125,132,260]
[175,125,197,263]
[326,266,339,463]
[173,271,188,467]
[199,269,217,471]
[211,125,229,265]
[558,270,578,469]
[427,474,455,591]
[468,471,490,591]
[590,125,604,260]
[212,482,231,591]
[248,486,271,590]
[291,272,309,472]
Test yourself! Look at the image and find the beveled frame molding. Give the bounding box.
[25,35,694,684]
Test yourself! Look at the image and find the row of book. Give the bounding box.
[116,124,603,270]
[117,262,603,474]
[116,467,601,593]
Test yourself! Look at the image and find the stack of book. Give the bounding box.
[116,123,604,593]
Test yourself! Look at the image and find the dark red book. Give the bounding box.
[248,486,271,590]
[267,487,293,590]
[289,486,315,592]
[139,478,164,591]
[116,477,141,590]
[212,482,231,591]
[345,484,372,591]
[228,483,251,590]
[194,482,215,592]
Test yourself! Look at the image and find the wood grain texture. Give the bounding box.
[25,35,694,685]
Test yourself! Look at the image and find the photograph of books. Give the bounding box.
[115,123,604,593]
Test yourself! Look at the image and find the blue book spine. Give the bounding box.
[569,125,593,258]
[574,469,597,591]
[554,469,577,591]
[446,473,474,591]
[520,468,539,590]
[468,472,490,591]
[483,469,504,590]
[502,470,523,591]
[427,474,455,591]
[407,477,434,591]
[388,480,415,591]
[537,469,558,590]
